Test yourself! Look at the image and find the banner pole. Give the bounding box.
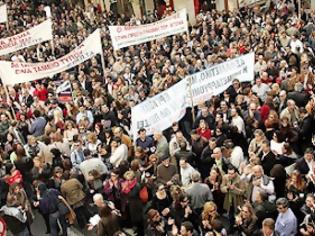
[100,50,106,83]
[188,77,195,123]
[3,85,16,121]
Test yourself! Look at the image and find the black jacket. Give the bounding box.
[261,151,278,176]
[295,158,311,175]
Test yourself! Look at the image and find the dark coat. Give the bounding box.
[121,182,143,224]
[295,158,311,175]
[261,151,278,176]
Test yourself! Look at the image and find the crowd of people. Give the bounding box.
[0,0,315,235]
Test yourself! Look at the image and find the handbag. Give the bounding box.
[58,196,76,225]
[65,209,76,225]
[58,200,70,216]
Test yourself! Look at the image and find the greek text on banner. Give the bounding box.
[131,79,187,137]
[0,19,53,56]
[0,29,103,85]
[131,53,255,137]
[109,9,188,50]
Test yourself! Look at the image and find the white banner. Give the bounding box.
[0,29,103,85]
[132,53,255,136]
[239,0,267,8]
[131,79,187,137]
[0,19,53,56]
[187,52,255,105]
[0,4,7,23]
[109,9,188,50]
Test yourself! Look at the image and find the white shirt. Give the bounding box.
[252,83,270,101]
[230,146,245,169]
[270,140,285,155]
[110,144,128,167]
[231,115,246,136]
[251,176,275,202]
[290,39,304,54]
[180,164,196,187]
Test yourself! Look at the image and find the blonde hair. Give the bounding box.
[123,170,135,180]
[202,201,218,221]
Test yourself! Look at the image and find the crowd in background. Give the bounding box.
[1,0,315,235]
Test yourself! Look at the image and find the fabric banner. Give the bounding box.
[0,29,103,85]
[239,0,267,8]
[131,53,255,136]
[131,79,187,137]
[0,5,7,23]
[0,19,53,56]
[187,52,255,106]
[109,9,188,50]
[56,80,72,103]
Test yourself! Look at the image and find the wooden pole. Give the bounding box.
[188,76,195,123]
[3,85,16,121]
[298,0,301,19]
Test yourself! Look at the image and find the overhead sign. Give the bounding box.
[0,19,53,56]
[0,29,102,85]
[109,9,188,50]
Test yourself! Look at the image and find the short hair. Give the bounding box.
[93,193,103,203]
[191,171,201,182]
[181,221,194,233]
[276,198,289,208]
[262,218,275,230]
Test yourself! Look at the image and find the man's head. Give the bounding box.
[253,165,264,179]
[113,127,123,138]
[180,221,194,236]
[211,147,222,160]
[227,165,237,180]
[276,198,289,214]
[231,108,238,117]
[191,171,201,183]
[262,218,275,236]
[161,155,170,167]
[304,148,314,162]
[93,193,104,208]
[179,158,188,169]
[305,194,315,208]
[138,128,146,140]
[261,140,270,153]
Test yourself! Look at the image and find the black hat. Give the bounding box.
[160,155,170,162]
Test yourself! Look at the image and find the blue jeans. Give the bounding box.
[49,211,68,236]
[15,228,30,236]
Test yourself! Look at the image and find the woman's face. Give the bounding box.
[200,121,206,129]
[67,123,73,129]
[210,169,218,179]
[14,186,21,194]
[7,133,13,142]
[241,207,250,219]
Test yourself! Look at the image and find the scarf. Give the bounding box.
[121,179,137,194]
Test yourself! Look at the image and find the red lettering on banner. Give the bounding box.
[15,68,33,74]
[11,62,19,68]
